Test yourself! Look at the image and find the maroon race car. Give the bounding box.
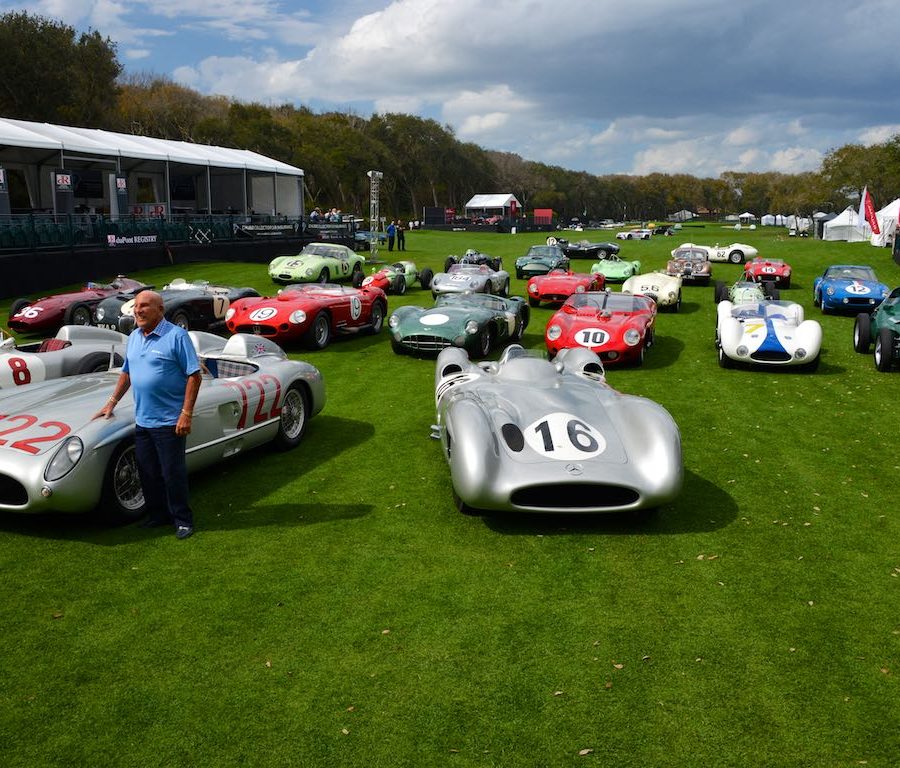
[224,283,388,350]
[526,269,605,307]
[8,276,147,334]
[743,257,792,289]
[544,290,657,366]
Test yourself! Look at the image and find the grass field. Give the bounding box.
[1,226,898,767]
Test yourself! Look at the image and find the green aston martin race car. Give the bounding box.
[590,253,642,282]
[853,286,900,372]
[269,242,366,285]
[388,293,529,358]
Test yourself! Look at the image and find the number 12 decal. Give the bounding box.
[524,412,606,460]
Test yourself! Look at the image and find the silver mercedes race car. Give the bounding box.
[432,345,682,514]
[0,325,127,389]
[0,333,325,521]
[430,262,511,299]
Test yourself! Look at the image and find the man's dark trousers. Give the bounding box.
[134,425,193,528]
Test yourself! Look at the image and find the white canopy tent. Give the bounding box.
[822,206,870,242]
[871,198,900,247]
[0,116,304,216]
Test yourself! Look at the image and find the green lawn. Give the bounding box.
[1,226,898,767]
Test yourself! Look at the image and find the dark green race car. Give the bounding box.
[515,245,569,279]
[388,293,530,358]
[853,286,900,372]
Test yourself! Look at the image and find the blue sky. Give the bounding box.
[6,0,900,178]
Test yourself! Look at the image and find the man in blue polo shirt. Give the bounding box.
[96,290,202,538]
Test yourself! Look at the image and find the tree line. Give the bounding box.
[3,11,900,222]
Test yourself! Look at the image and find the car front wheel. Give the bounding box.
[65,302,93,326]
[369,302,385,334]
[728,250,744,264]
[304,311,331,350]
[853,313,871,352]
[98,442,146,523]
[874,328,895,372]
[273,384,309,450]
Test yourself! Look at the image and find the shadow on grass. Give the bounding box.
[481,468,736,536]
[672,299,706,315]
[642,334,685,369]
[0,415,375,542]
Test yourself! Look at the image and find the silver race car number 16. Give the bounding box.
[524,411,606,460]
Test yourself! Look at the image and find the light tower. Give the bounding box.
[367,170,383,260]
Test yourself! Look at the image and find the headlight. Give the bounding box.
[826,287,835,295]
[96,307,105,320]
[795,348,807,359]
[289,310,306,324]
[225,308,235,321]
[45,437,83,481]
[623,329,641,346]
[576,285,585,293]
[547,324,562,341]
[465,320,479,335]
[736,345,749,357]
[529,283,538,293]
[389,315,399,328]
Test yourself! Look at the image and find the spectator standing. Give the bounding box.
[95,291,202,539]
[387,220,396,251]
[397,221,406,251]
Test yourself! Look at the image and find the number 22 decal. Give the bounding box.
[0,413,71,455]
[524,412,606,460]
[222,375,282,429]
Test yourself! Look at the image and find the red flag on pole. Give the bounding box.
[857,186,881,235]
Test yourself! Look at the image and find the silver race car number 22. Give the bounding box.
[524,412,606,460]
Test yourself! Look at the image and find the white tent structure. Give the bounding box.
[0,116,305,216]
[464,194,522,219]
[761,213,789,226]
[870,198,900,247]
[822,206,870,242]
[739,211,756,223]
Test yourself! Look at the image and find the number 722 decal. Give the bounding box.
[523,412,606,460]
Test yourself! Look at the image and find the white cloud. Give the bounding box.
[858,124,900,145]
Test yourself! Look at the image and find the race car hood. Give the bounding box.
[397,305,491,338]
[824,278,886,296]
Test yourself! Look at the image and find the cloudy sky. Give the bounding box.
[7,0,900,177]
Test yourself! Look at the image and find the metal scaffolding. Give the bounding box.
[367,170,383,260]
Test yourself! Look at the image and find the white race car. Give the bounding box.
[716,300,822,370]
[675,242,758,264]
[0,325,127,389]
[621,272,683,311]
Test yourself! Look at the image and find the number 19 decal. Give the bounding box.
[524,412,606,460]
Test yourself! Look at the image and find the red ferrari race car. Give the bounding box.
[8,276,146,334]
[225,283,388,350]
[526,269,605,307]
[544,290,657,366]
[743,257,792,289]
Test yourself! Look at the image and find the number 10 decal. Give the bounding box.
[524,412,606,460]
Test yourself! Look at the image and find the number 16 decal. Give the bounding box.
[524,412,606,460]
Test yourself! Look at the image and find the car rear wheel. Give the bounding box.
[65,302,93,326]
[74,351,123,374]
[318,268,330,283]
[443,257,456,273]
[304,311,331,350]
[501,279,510,297]
[476,328,492,357]
[393,275,407,295]
[598,249,608,258]
[10,297,30,316]
[483,282,492,296]
[419,268,434,290]
[369,301,385,334]
[728,250,744,264]
[273,384,309,450]
[874,328,895,372]
[98,442,145,523]
[853,313,871,352]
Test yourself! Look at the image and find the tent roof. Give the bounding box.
[0,117,303,175]
[465,193,521,209]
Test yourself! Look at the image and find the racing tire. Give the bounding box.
[598,249,608,259]
[170,309,191,330]
[813,291,821,308]
[351,269,364,289]
[74,351,124,374]
[9,297,30,317]
[390,339,406,356]
[318,268,330,284]
[670,291,682,312]
[516,270,524,280]
[419,268,433,290]
[98,441,146,524]
[369,301,385,334]
[501,279,510,297]
[491,258,503,272]
[273,384,309,450]
[304,311,331,350]
[443,257,456,273]
[728,250,744,264]
[476,328,492,358]
[64,302,93,326]
[782,276,791,289]
[393,275,407,295]
[528,296,540,308]
[714,281,727,303]
[718,345,733,368]
[874,328,895,372]
[634,344,645,367]
[853,313,871,352]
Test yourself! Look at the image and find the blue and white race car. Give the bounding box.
[716,299,822,370]
[812,265,889,314]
